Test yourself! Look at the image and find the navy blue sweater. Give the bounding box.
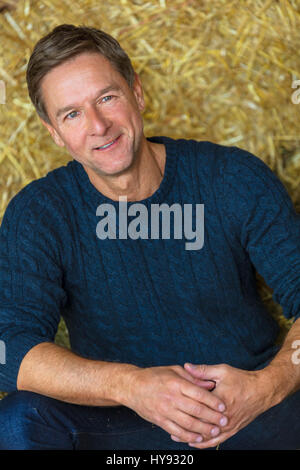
[0,136,300,392]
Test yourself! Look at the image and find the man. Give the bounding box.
[0,24,299,450]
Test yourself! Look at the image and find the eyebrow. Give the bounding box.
[55,85,122,120]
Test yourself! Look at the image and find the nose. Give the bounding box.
[85,106,112,135]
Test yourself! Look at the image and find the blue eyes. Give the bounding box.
[67,111,78,120]
[65,95,114,120]
[102,95,113,103]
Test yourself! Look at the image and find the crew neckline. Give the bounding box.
[71,135,178,206]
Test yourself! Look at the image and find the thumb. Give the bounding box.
[173,365,216,390]
[195,379,216,391]
[184,363,219,382]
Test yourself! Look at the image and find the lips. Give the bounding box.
[93,135,120,151]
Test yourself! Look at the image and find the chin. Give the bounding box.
[101,155,136,176]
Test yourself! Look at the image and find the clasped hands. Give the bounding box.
[126,362,274,449]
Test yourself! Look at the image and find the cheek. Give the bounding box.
[64,129,86,153]
[123,110,143,138]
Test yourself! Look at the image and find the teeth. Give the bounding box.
[96,139,116,150]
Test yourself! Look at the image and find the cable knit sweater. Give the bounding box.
[0,136,299,392]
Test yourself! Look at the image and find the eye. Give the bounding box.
[66,110,79,120]
[64,95,115,120]
[101,95,114,103]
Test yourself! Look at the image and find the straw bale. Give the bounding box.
[0,0,300,357]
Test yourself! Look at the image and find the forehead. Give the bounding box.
[41,52,124,91]
[40,52,128,119]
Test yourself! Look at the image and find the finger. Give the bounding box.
[194,380,216,390]
[175,367,216,390]
[188,430,233,449]
[172,366,214,387]
[189,436,221,449]
[162,412,220,443]
[161,418,204,444]
[176,405,227,439]
[180,379,226,412]
[171,433,203,445]
[176,395,228,430]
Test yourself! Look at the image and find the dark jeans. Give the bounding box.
[0,390,299,450]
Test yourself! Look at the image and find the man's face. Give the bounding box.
[40,52,145,177]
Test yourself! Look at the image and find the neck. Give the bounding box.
[84,137,166,202]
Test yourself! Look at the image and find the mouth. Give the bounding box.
[93,135,121,152]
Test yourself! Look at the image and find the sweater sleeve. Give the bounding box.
[0,185,68,392]
[220,146,300,322]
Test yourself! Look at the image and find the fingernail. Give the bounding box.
[218,403,226,412]
[196,435,203,443]
[171,435,180,442]
[220,416,227,426]
[211,427,220,436]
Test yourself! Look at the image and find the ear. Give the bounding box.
[132,72,145,113]
[40,118,65,148]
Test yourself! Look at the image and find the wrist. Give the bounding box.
[103,362,142,406]
[255,364,292,410]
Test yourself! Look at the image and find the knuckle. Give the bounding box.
[157,399,171,416]
[195,388,205,400]
[166,376,179,390]
[191,403,204,417]
[212,397,221,409]
[178,429,198,443]
[177,429,188,441]
[219,363,229,373]
[181,414,194,429]
[209,395,222,409]
[199,364,207,373]
[202,424,220,440]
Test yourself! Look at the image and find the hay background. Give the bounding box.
[1,0,300,396]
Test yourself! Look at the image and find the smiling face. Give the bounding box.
[40,52,146,177]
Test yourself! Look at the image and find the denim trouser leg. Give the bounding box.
[0,391,192,450]
[0,389,300,450]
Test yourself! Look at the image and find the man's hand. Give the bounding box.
[179,363,277,448]
[122,365,228,444]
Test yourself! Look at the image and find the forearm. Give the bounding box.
[16,342,139,406]
[261,317,300,406]
[16,342,229,443]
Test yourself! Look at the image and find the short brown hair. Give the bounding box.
[26,24,135,125]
